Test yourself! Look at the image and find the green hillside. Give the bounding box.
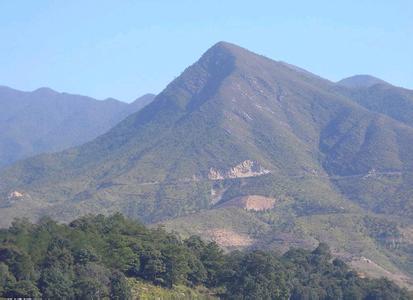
[335,78,413,128]
[1,42,413,288]
[0,214,411,299]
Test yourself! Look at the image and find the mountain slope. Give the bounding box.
[1,42,413,222]
[128,93,157,112]
[1,42,413,287]
[337,75,388,88]
[334,80,413,128]
[0,86,155,167]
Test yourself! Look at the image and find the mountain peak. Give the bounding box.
[203,41,260,63]
[337,75,388,88]
[32,87,59,96]
[199,41,240,62]
[209,41,244,52]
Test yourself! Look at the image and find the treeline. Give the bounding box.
[0,214,411,299]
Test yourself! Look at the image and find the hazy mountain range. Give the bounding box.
[0,86,155,168]
[1,42,412,288]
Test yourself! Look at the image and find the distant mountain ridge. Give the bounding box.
[334,77,413,128]
[1,42,413,288]
[0,86,155,168]
[337,74,388,88]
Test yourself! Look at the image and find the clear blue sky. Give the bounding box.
[0,1,412,102]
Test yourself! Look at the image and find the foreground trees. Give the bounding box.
[0,214,411,299]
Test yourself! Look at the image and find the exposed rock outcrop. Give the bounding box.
[1,190,26,208]
[208,160,270,180]
[205,228,254,248]
[8,191,24,199]
[217,195,276,211]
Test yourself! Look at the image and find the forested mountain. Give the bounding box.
[0,86,155,168]
[0,42,412,289]
[0,214,410,299]
[335,78,413,127]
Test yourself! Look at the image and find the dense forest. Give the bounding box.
[0,214,411,299]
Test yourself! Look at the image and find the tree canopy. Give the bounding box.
[0,214,411,299]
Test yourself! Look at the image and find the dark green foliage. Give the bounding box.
[0,262,16,294]
[0,214,410,299]
[363,215,401,241]
[74,263,111,299]
[4,280,41,298]
[224,250,289,299]
[39,266,75,299]
[110,270,132,300]
[364,278,412,300]
[199,241,225,287]
[0,245,34,280]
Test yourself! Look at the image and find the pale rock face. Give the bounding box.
[205,228,254,248]
[208,160,270,180]
[8,191,23,199]
[208,168,225,180]
[1,190,25,208]
[218,195,276,211]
